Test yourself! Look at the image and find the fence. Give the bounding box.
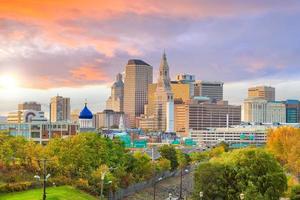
[111,166,193,200]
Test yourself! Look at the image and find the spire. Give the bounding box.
[84,99,87,106]
[157,51,171,89]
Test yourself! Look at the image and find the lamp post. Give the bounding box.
[100,167,116,200]
[179,169,189,199]
[199,191,203,200]
[153,177,162,200]
[240,193,245,200]
[34,159,51,200]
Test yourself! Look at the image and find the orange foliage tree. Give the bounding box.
[267,126,300,178]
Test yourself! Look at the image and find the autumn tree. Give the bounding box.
[267,127,300,178]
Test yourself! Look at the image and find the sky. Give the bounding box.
[1,0,300,115]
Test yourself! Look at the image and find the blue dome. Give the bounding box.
[79,103,93,119]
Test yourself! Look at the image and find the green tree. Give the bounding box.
[193,148,287,200]
[158,145,178,170]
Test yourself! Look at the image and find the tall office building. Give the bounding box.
[285,100,300,123]
[248,86,275,101]
[106,73,124,112]
[194,81,224,101]
[18,102,41,111]
[154,52,174,132]
[123,59,153,128]
[50,95,71,122]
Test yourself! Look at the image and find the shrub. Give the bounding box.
[0,181,32,193]
[291,185,300,200]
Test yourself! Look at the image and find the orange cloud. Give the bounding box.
[70,65,108,81]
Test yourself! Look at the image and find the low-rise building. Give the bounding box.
[7,110,47,123]
[0,122,79,144]
[190,123,300,147]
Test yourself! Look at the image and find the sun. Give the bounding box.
[0,75,19,89]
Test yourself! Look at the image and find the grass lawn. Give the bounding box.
[0,185,97,200]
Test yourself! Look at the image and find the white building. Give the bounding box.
[243,98,286,123]
[266,101,286,123]
[190,123,300,147]
[79,102,95,131]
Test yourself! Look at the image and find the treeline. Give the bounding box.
[0,132,190,196]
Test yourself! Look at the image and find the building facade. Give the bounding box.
[106,73,124,112]
[146,82,193,116]
[94,110,127,129]
[244,98,286,123]
[172,98,241,136]
[248,86,275,101]
[50,95,71,122]
[7,110,46,123]
[18,102,41,111]
[285,100,300,123]
[0,122,79,144]
[123,59,153,128]
[190,125,267,147]
[266,101,286,123]
[194,81,224,101]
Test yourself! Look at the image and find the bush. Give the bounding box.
[291,185,300,200]
[0,181,32,193]
[49,175,71,186]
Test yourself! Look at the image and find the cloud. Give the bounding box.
[1,0,300,91]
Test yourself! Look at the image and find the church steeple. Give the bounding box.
[157,51,171,89]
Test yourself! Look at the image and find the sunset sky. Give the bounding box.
[1,0,300,115]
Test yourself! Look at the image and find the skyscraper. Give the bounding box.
[194,81,224,101]
[106,73,124,112]
[50,95,71,122]
[248,86,275,101]
[154,52,174,132]
[124,59,153,128]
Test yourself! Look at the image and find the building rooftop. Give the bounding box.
[127,59,151,66]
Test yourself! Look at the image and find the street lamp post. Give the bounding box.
[34,159,51,200]
[199,191,203,200]
[153,177,162,200]
[240,193,245,200]
[179,169,189,199]
[100,167,116,200]
[168,193,172,200]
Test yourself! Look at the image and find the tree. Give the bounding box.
[193,148,287,200]
[267,127,300,178]
[158,145,178,170]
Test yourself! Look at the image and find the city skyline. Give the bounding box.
[1,1,300,114]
